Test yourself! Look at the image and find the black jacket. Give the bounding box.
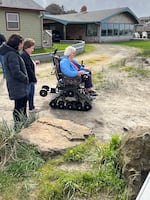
[0,44,29,100]
[21,50,37,83]
[0,33,6,45]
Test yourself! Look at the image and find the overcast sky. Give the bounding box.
[34,0,150,18]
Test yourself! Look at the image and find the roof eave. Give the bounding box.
[67,21,100,24]
[43,15,100,25]
[0,6,45,12]
[101,7,140,24]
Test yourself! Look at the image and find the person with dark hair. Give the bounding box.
[21,38,40,113]
[0,33,6,78]
[0,33,29,129]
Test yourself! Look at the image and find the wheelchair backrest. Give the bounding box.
[52,54,63,81]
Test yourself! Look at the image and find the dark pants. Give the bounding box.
[81,69,93,89]
[13,96,28,128]
[28,82,35,110]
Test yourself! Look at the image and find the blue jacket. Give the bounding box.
[60,56,85,77]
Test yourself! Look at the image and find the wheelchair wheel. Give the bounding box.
[84,102,92,111]
[76,102,82,111]
[49,100,57,108]
[40,89,47,97]
[58,101,65,109]
[42,85,49,91]
[66,102,73,110]
[67,90,74,97]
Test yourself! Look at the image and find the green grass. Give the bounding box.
[33,43,95,54]
[33,43,71,54]
[34,135,126,200]
[110,40,150,50]
[0,121,127,200]
[122,65,150,78]
[110,40,150,57]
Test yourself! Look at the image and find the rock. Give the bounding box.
[18,117,93,158]
[120,126,150,200]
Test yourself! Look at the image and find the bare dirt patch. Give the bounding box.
[1,44,150,141]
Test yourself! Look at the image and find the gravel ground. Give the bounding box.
[1,43,148,141]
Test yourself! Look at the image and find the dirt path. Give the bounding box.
[1,44,150,141]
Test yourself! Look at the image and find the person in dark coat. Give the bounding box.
[21,38,40,112]
[0,33,6,78]
[0,33,29,129]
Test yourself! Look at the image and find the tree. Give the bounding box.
[46,3,65,15]
[46,3,77,15]
[65,9,77,14]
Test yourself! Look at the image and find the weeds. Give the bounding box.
[35,135,126,200]
[109,59,126,69]
[0,113,44,200]
[0,127,126,200]
[122,65,150,78]
[100,79,120,90]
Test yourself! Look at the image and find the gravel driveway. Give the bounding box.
[1,44,143,140]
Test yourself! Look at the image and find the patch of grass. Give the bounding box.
[82,55,109,65]
[109,59,126,69]
[121,65,150,78]
[34,135,126,200]
[122,65,135,72]
[92,72,103,83]
[109,57,150,79]
[124,66,150,78]
[110,40,150,51]
[110,40,150,57]
[33,43,94,55]
[0,131,126,200]
[83,43,96,54]
[0,127,45,199]
[101,79,120,91]
[33,43,71,54]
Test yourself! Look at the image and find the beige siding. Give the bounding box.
[0,11,9,37]
[20,11,42,47]
[107,13,137,24]
[0,9,43,48]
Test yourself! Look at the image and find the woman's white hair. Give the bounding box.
[64,46,76,56]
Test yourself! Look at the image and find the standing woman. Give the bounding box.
[21,38,39,113]
[0,34,29,129]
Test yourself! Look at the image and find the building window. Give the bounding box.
[6,12,20,30]
[101,23,134,36]
[86,24,98,36]
[108,24,113,36]
[119,24,124,36]
[114,24,119,36]
[101,23,107,36]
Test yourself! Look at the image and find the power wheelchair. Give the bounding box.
[39,49,93,111]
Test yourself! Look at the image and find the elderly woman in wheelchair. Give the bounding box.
[40,46,97,111]
[60,46,97,97]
